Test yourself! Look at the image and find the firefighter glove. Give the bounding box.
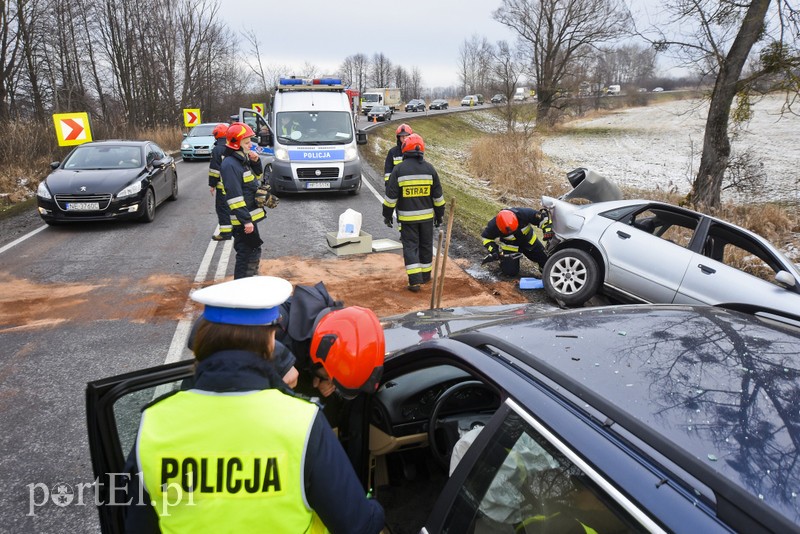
[265,193,279,209]
[485,242,499,255]
[434,216,442,228]
[384,217,393,228]
[254,184,271,208]
[540,217,554,240]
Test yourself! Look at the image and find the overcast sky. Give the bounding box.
[222,0,667,89]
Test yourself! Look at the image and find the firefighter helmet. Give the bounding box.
[496,209,519,234]
[401,133,425,154]
[395,123,413,137]
[310,306,385,399]
[212,123,229,139]
[225,122,255,150]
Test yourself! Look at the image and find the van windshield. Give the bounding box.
[274,111,353,145]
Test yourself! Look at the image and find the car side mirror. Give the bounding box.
[50,161,60,170]
[775,270,797,288]
[356,130,367,145]
[151,157,168,167]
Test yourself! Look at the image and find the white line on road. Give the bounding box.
[0,225,47,256]
[362,173,384,203]
[215,239,233,281]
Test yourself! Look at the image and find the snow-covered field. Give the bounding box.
[541,94,800,204]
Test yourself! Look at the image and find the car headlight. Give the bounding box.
[344,146,358,162]
[117,181,142,198]
[37,182,52,200]
[181,143,190,150]
[274,147,289,161]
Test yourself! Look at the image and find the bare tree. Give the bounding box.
[0,0,25,121]
[648,0,800,209]
[494,0,631,126]
[370,53,393,87]
[457,34,493,95]
[490,40,525,129]
[339,53,369,93]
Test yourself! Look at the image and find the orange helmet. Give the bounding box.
[212,123,229,139]
[310,306,385,398]
[401,133,425,154]
[496,209,519,234]
[395,123,413,137]
[226,122,255,150]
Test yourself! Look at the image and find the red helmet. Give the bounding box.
[496,209,519,234]
[395,123,413,137]
[212,123,229,139]
[401,133,425,154]
[226,122,255,150]
[310,306,385,398]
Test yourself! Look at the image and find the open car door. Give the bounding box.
[85,360,195,534]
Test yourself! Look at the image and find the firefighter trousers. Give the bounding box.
[400,220,433,286]
[214,187,232,236]
[232,225,263,279]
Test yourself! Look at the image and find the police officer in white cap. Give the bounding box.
[123,276,385,534]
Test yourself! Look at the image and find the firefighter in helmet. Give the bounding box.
[383,123,413,186]
[209,123,232,241]
[383,133,446,292]
[481,208,552,276]
[220,122,266,279]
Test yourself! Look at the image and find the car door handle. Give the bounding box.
[616,231,631,239]
[698,264,716,275]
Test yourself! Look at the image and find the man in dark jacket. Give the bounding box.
[220,122,265,279]
[481,207,551,276]
[208,123,231,241]
[383,133,446,292]
[383,123,413,186]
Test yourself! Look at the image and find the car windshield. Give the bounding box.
[187,124,216,137]
[63,145,143,170]
[274,111,353,145]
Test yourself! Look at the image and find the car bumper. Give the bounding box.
[36,192,147,222]
[180,148,212,159]
[269,159,362,194]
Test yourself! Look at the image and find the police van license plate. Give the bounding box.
[66,202,100,211]
[306,182,331,189]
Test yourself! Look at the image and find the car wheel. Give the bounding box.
[168,173,178,201]
[139,187,156,223]
[348,176,361,196]
[543,248,599,307]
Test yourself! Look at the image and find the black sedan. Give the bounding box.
[405,99,426,112]
[86,303,800,533]
[36,140,178,224]
[367,105,393,122]
[430,99,449,110]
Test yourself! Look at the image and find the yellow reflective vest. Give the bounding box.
[137,389,324,533]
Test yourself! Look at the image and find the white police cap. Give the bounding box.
[191,276,293,326]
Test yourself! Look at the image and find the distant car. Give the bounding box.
[87,301,800,533]
[541,168,800,310]
[405,99,426,112]
[180,122,224,161]
[429,99,449,110]
[367,105,393,122]
[652,87,664,92]
[36,140,178,224]
[490,94,507,104]
[460,95,482,106]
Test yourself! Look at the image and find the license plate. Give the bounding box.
[66,202,100,211]
[195,149,210,155]
[306,182,331,189]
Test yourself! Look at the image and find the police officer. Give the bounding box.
[383,123,413,186]
[123,276,386,534]
[383,133,446,292]
[208,123,231,241]
[482,208,551,276]
[221,122,265,279]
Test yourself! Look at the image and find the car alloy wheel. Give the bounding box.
[543,248,599,307]
[139,187,156,223]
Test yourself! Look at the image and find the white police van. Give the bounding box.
[240,78,366,195]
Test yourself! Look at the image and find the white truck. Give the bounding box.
[361,87,401,114]
[513,87,528,101]
[240,77,367,195]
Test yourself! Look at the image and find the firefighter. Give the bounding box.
[209,123,232,241]
[122,276,385,534]
[383,133,445,292]
[481,208,552,276]
[221,122,266,279]
[383,123,413,186]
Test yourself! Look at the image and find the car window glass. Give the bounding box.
[151,144,165,159]
[631,208,697,248]
[113,380,184,456]
[146,148,156,166]
[443,411,647,533]
[703,223,782,284]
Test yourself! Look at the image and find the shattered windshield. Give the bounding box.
[274,111,353,145]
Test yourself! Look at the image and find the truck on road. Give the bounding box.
[361,88,401,114]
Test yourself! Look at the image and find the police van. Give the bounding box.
[240,78,366,195]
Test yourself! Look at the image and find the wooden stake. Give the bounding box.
[430,229,445,309]
[435,199,456,308]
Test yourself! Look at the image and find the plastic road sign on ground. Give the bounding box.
[252,103,266,115]
[53,113,93,146]
[183,109,201,127]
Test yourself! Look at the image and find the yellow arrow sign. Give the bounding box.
[52,112,93,147]
[183,108,201,127]
[252,103,266,115]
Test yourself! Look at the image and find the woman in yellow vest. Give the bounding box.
[123,276,385,533]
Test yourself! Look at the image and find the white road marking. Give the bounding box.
[215,239,233,281]
[0,225,47,255]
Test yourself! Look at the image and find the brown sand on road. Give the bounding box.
[0,253,525,330]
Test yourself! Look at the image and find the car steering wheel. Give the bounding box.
[427,380,491,470]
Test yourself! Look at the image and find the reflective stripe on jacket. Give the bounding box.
[137,388,320,534]
[383,155,445,223]
[383,145,404,183]
[208,138,227,188]
[221,149,265,226]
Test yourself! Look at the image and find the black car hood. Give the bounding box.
[45,168,146,195]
